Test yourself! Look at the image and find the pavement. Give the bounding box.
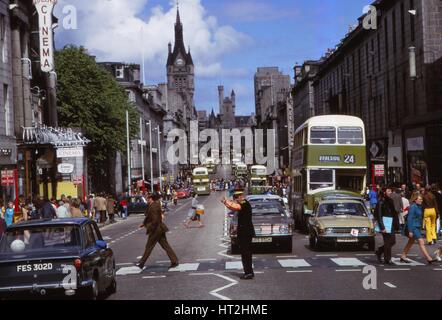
[100,192,442,300]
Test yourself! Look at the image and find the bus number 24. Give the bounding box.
[344,154,356,164]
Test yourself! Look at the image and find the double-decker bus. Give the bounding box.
[249,165,268,195]
[289,115,367,230]
[234,162,248,178]
[192,167,211,195]
[205,157,217,174]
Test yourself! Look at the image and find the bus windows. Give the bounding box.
[338,127,364,145]
[309,169,334,191]
[310,127,336,144]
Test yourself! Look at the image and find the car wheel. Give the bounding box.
[85,279,99,300]
[106,278,117,295]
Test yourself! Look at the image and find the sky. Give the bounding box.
[54,0,370,116]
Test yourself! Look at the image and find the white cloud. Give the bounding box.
[55,0,252,80]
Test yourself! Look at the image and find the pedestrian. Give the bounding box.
[221,189,255,280]
[375,187,399,265]
[120,195,128,220]
[4,201,14,227]
[0,212,6,238]
[70,199,84,218]
[401,183,411,200]
[368,185,378,214]
[56,200,71,218]
[400,195,438,264]
[184,194,203,228]
[40,198,57,220]
[172,189,178,206]
[422,186,439,245]
[431,184,442,238]
[16,196,29,223]
[390,187,403,231]
[87,194,95,219]
[94,193,107,224]
[107,195,116,224]
[400,192,410,233]
[136,194,179,270]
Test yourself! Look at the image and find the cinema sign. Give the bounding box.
[33,0,57,72]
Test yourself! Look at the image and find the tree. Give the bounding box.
[55,45,139,193]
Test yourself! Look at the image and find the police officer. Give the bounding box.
[221,189,255,280]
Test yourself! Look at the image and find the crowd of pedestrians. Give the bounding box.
[366,183,442,265]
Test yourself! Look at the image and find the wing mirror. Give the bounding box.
[96,240,108,249]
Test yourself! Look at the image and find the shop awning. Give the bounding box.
[22,126,90,148]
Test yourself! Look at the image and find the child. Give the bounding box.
[4,201,14,227]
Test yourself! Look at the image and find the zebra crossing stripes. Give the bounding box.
[278,259,311,268]
[331,258,367,267]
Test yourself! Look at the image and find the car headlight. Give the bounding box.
[325,228,335,234]
[360,227,369,234]
[278,225,289,234]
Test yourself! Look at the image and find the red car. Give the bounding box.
[176,189,190,199]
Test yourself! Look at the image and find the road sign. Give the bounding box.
[73,176,83,185]
[374,164,385,177]
[1,170,14,186]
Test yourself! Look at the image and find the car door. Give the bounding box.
[91,222,114,287]
[82,223,103,290]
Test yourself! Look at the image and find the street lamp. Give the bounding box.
[125,110,131,195]
[146,121,154,193]
[138,117,147,193]
[153,126,163,193]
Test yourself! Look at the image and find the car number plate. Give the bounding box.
[16,263,54,273]
[252,237,272,243]
[337,239,359,243]
[197,187,205,191]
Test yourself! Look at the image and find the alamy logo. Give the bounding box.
[165,121,278,174]
[62,265,77,290]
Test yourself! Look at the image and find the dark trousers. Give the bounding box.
[99,210,107,223]
[238,235,254,275]
[377,233,396,263]
[139,232,178,267]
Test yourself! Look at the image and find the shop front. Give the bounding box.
[20,126,90,201]
[0,140,17,205]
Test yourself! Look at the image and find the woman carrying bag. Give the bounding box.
[400,195,437,264]
[184,194,204,228]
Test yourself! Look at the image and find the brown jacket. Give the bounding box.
[143,201,168,236]
[94,196,107,211]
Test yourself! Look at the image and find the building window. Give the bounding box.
[4,84,10,136]
[0,14,5,63]
[400,2,406,49]
[410,0,415,42]
[115,66,124,79]
[392,10,397,54]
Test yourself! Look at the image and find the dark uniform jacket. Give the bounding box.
[375,197,399,232]
[237,200,256,238]
[143,201,169,236]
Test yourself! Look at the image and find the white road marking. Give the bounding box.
[384,282,397,288]
[226,261,254,270]
[335,269,363,272]
[217,249,239,260]
[210,274,238,301]
[142,276,166,279]
[384,268,411,271]
[156,261,171,264]
[116,266,143,275]
[331,258,367,267]
[196,259,217,262]
[276,255,298,258]
[254,271,264,274]
[103,236,112,240]
[116,263,133,266]
[396,254,417,257]
[168,263,200,272]
[316,254,338,257]
[391,258,424,266]
[355,254,375,256]
[287,270,313,273]
[137,256,142,259]
[433,269,442,271]
[278,259,311,268]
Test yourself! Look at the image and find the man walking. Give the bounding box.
[136,194,179,270]
[221,190,255,280]
[375,187,399,265]
[94,193,107,224]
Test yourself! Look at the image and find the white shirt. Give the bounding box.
[57,205,71,219]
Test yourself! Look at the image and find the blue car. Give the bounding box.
[0,218,116,300]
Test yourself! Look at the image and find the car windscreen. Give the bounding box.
[317,202,367,217]
[251,201,285,216]
[0,225,81,254]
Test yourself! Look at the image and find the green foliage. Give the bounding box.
[55,45,139,190]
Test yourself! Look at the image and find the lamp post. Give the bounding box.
[156,125,163,193]
[126,110,131,195]
[146,120,154,193]
[138,117,147,193]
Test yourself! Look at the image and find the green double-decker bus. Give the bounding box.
[289,115,367,231]
[249,165,268,195]
[192,167,211,196]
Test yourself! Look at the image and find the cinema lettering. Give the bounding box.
[33,0,57,72]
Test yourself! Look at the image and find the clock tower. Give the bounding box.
[166,7,195,127]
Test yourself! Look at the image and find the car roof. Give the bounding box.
[247,195,283,201]
[7,218,91,229]
[317,199,364,205]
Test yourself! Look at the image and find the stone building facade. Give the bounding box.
[311,0,442,186]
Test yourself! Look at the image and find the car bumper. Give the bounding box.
[318,235,374,245]
[231,235,292,246]
[0,279,94,296]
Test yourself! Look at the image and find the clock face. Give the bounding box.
[175,58,184,66]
